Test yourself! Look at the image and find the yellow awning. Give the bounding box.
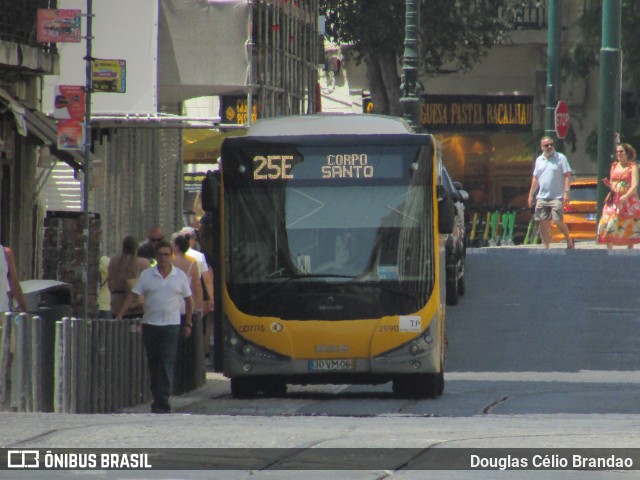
[182,129,245,164]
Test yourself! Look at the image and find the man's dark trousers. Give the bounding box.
[142,323,181,407]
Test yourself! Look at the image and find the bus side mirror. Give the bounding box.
[452,181,469,202]
[201,171,220,212]
[437,186,455,234]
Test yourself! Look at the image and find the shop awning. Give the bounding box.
[183,128,245,164]
[0,87,85,170]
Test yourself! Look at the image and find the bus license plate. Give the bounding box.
[308,359,355,371]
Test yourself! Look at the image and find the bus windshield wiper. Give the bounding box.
[278,273,357,279]
[251,273,357,301]
[374,282,420,300]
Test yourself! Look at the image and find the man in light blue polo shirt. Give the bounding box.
[117,240,193,413]
[528,136,574,249]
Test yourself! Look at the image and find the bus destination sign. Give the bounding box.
[252,153,376,180]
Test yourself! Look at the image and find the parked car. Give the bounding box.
[550,176,597,242]
[440,166,468,305]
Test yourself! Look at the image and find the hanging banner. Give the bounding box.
[53,85,85,121]
[91,59,127,93]
[37,9,82,43]
[57,121,84,151]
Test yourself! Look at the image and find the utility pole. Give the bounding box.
[596,0,622,219]
[82,0,93,320]
[400,0,422,133]
[544,0,562,151]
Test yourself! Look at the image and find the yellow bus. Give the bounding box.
[200,114,454,398]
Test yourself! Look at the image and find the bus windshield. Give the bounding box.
[223,141,435,320]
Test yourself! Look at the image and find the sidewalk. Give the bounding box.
[121,371,230,414]
[484,239,629,250]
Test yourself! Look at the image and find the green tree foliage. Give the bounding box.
[563,1,640,159]
[321,0,525,115]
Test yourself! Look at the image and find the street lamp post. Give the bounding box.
[544,0,561,149]
[400,0,422,133]
[596,0,622,219]
[82,0,93,320]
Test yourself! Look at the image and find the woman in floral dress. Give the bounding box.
[597,143,640,248]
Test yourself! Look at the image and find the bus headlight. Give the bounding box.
[374,326,435,364]
[224,317,290,365]
[242,345,254,357]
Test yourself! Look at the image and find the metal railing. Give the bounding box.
[0,312,205,413]
[500,0,548,30]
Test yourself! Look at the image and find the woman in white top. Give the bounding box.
[0,245,27,313]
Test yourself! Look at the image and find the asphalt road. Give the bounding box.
[1,244,640,479]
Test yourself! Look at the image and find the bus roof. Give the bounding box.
[246,113,417,137]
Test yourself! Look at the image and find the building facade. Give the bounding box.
[0,0,63,279]
[321,1,599,233]
[1,0,320,311]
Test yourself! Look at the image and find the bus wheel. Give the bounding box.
[393,373,444,399]
[418,372,444,398]
[262,380,287,398]
[446,265,459,306]
[432,372,445,397]
[392,377,412,397]
[457,265,466,296]
[230,377,258,399]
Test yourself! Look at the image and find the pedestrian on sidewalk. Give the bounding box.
[179,226,215,364]
[0,245,27,313]
[597,143,640,249]
[108,235,150,319]
[137,226,164,263]
[171,233,203,318]
[528,136,575,249]
[97,255,112,319]
[116,240,193,414]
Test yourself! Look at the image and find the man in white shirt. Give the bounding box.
[116,240,193,413]
[528,136,574,249]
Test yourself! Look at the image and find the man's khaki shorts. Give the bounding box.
[534,198,564,222]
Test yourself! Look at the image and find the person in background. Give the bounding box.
[137,227,164,262]
[108,235,151,319]
[172,233,203,321]
[597,143,640,248]
[527,136,574,249]
[116,240,193,414]
[97,255,112,318]
[0,245,27,313]
[179,226,214,364]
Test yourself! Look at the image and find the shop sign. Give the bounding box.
[221,96,258,125]
[53,85,85,121]
[183,173,206,223]
[37,9,82,43]
[57,121,84,151]
[91,59,127,93]
[420,94,533,133]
